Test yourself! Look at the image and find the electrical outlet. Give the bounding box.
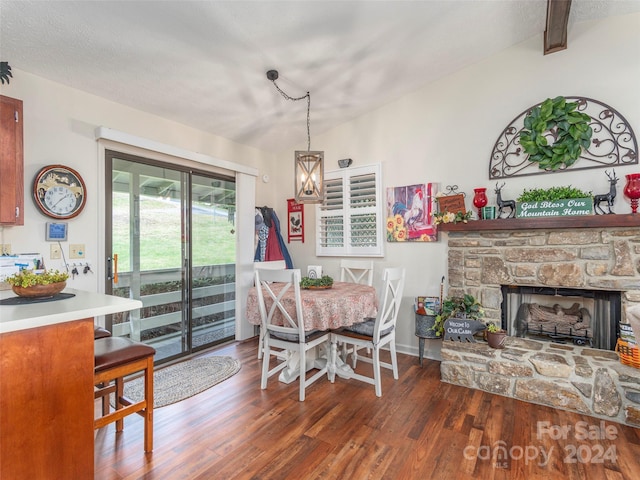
[1,244,11,255]
[69,244,85,259]
[50,244,62,259]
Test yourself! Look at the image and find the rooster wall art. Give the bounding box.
[386,183,437,242]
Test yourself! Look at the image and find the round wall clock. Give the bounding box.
[33,164,87,219]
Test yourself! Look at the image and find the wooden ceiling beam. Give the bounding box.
[544,0,572,55]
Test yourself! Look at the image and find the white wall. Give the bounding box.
[268,14,640,360]
[0,70,274,297]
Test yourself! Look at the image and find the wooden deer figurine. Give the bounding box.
[593,170,618,215]
[495,182,516,218]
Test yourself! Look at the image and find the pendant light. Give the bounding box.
[267,70,324,203]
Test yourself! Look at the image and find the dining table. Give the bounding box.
[246,281,378,383]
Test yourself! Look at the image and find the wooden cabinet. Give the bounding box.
[0,319,95,478]
[0,95,24,225]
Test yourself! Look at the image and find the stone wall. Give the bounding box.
[446,226,640,327]
[441,224,640,428]
[441,337,640,428]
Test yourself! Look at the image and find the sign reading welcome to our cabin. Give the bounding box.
[516,198,593,218]
[443,318,486,342]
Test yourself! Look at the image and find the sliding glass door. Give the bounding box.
[105,151,236,363]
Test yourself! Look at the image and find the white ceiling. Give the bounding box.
[2,0,639,153]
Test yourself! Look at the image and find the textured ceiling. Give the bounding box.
[1,0,639,153]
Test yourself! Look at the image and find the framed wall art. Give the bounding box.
[386,183,437,242]
[287,198,304,242]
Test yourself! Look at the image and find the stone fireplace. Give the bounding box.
[438,215,640,428]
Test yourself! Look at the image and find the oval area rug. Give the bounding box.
[122,356,241,408]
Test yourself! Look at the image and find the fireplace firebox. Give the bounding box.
[501,285,621,350]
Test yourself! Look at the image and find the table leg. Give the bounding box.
[419,337,425,367]
[278,347,324,384]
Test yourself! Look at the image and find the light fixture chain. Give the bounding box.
[270,79,312,152]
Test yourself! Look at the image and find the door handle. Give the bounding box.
[113,254,118,284]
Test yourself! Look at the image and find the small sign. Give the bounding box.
[516,198,593,218]
[620,323,637,345]
[437,194,466,215]
[287,198,304,243]
[443,318,486,342]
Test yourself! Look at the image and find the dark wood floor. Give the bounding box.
[95,338,640,479]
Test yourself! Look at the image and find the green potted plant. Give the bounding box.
[6,269,69,298]
[486,322,507,349]
[430,293,484,338]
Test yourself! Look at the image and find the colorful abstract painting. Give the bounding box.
[386,183,437,242]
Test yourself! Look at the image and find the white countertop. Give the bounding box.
[0,288,142,334]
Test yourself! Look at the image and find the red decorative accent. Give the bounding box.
[624,173,640,214]
[287,198,304,242]
[473,188,488,218]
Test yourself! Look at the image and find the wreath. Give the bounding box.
[519,96,592,171]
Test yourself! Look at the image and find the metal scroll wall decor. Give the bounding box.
[489,97,638,179]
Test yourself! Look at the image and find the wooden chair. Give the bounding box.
[94,337,156,452]
[330,267,405,397]
[339,259,374,286]
[255,268,330,402]
[254,260,287,359]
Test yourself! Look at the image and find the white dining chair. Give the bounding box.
[254,260,287,270]
[254,260,287,359]
[255,268,330,402]
[339,259,374,286]
[330,267,405,397]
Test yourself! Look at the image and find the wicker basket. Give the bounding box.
[616,339,640,369]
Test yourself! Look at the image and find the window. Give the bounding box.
[316,164,384,257]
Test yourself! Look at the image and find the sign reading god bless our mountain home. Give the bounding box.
[516,198,593,218]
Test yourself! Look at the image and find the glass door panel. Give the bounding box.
[109,157,188,362]
[190,173,236,351]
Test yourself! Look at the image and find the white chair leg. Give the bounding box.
[329,339,337,383]
[257,327,264,359]
[373,347,382,397]
[299,346,306,402]
[390,341,399,380]
[260,338,270,390]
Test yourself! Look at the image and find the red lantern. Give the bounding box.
[623,173,640,214]
[473,188,488,218]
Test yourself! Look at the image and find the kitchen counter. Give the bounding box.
[0,287,142,333]
[0,288,142,478]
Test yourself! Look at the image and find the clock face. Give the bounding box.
[33,165,86,219]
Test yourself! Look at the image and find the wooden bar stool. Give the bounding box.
[94,337,156,453]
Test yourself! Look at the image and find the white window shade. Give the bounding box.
[316,164,383,257]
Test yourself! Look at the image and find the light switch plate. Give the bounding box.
[69,244,85,259]
[50,244,61,259]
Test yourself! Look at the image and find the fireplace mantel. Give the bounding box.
[438,213,639,232]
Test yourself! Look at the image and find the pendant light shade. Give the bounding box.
[295,151,324,203]
[267,70,324,204]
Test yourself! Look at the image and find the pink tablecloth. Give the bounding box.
[246,281,378,331]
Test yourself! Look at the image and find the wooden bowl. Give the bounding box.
[12,281,66,298]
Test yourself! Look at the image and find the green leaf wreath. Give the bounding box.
[519,96,593,171]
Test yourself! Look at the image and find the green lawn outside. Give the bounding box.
[112,193,236,271]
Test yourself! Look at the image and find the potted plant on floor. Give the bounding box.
[430,293,484,338]
[486,323,507,349]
